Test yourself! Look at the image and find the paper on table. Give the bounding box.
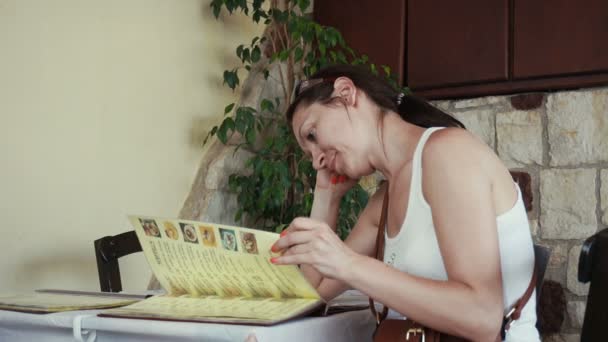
[0,293,139,313]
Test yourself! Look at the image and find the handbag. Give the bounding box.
[369,183,537,342]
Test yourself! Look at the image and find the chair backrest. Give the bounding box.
[533,244,550,298]
[94,230,142,292]
[530,244,551,336]
[578,228,608,342]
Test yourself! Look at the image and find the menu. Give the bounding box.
[99,216,323,325]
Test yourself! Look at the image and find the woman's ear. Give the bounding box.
[333,77,357,107]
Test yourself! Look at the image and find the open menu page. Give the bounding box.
[101,216,322,324]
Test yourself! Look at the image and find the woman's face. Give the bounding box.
[291,99,374,178]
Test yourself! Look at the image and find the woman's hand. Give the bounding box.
[315,168,358,199]
[270,217,359,281]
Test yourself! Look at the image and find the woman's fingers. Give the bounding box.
[280,243,311,256]
[287,217,329,232]
[271,253,313,266]
[271,230,312,252]
[272,217,334,252]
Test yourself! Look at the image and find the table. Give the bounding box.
[0,308,376,341]
[0,309,87,342]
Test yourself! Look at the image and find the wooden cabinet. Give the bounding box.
[512,0,608,79]
[314,0,406,83]
[314,0,608,99]
[407,0,509,88]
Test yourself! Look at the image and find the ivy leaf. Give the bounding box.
[272,186,284,207]
[318,43,326,56]
[327,28,338,47]
[382,65,391,77]
[202,126,218,145]
[278,50,290,61]
[217,117,235,144]
[252,10,262,23]
[235,111,247,134]
[210,0,223,18]
[336,51,346,63]
[224,103,235,115]
[260,99,275,112]
[223,70,239,90]
[236,0,247,12]
[370,63,378,75]
[251,46,261,63]
[252,0,263,11]
[262,161,273,179]
[297,0,310,12]
[294,47,304,62]
[246,128,256,145]
[242,48,251,63]
[329,50,337,62]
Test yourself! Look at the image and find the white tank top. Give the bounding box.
[382,127,540,341]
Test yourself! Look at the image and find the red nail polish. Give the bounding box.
[338,175,346,183]
[280,230,288,237]
[271,245,277,252]
[270,257,278,264]
[330,176,337,184]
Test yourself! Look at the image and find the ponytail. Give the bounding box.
[395,93,465,128]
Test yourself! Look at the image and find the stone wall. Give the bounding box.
[433,87,608,341]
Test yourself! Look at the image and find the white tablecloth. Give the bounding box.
[0,308,375,342]
[0,309,88,342]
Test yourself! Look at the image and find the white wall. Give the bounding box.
[0,0,263,292]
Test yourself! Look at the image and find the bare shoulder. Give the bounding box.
[420,127,516,213]
[423,127,494,169]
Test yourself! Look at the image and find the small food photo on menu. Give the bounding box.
[219,228,238,252]
[140,219,161,238]
[163,221,179,240]
[179,223,199,244]
[199,225,217,247]
[240,232,258,254]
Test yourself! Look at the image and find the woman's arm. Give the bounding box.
[295,180,387,300]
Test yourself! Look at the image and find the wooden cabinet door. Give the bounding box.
[407,0,509,89]
[513,0,608,79]
[314,0,406,83]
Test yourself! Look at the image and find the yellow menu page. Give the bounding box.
[104,295,320,323]
[101,216,323,325]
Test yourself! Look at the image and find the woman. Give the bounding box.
[270,65,539,341]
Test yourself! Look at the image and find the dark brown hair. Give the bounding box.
[286,64,465,129]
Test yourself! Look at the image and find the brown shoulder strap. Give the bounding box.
[369,182,389,325]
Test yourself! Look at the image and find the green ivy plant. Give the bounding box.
[206,0,402,239]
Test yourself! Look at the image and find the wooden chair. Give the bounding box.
[94,230,141,292]
[578,228,608,342]
[533,244,550,298]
